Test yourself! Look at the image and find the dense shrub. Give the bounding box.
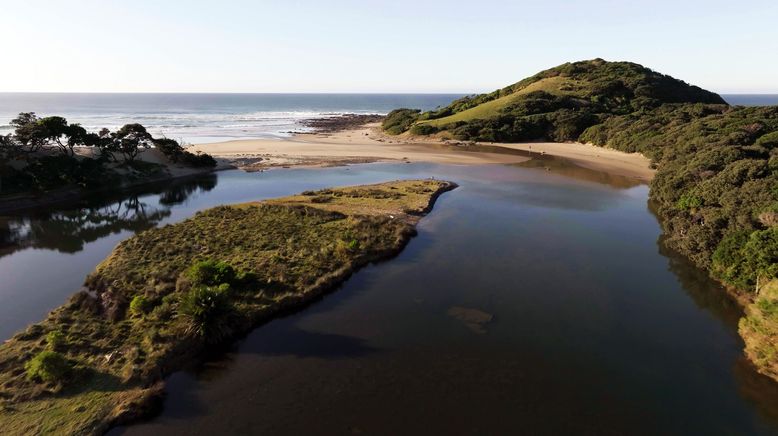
[409,124,438,136]
[676,192,703,211]
[25,351,71,383]
[153,138,217,168]
[382,109,420,135]
[396,59,725,138]
[712,227,778,290]
[739,279,778,379]
[45,330,66,351]
[129,295,154,317]
[187,259,238,287]
[178,284,233,341]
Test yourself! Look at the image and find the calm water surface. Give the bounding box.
[2,162,778,435]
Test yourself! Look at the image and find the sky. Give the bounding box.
[1,0,777,94]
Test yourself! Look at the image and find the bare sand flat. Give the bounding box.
[192,123,655,181]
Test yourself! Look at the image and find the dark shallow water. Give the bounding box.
[2,162,778,435]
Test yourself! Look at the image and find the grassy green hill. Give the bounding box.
[383,58,725,140]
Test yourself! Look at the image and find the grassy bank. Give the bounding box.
[0,179,455,435]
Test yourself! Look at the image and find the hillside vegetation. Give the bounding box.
[384,59,778,382]
[383,58,724,141]
[0,180,455,435]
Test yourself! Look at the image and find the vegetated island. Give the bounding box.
[0,179,456,435]
[0,113,219,212]
[384,58,778,382]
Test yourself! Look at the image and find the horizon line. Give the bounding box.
[1,90,778,96]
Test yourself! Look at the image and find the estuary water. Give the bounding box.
[1,161,777,434]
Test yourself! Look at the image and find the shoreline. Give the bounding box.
[1,120,654,215]
[0,145,233,214]
[0,166,224,215]
[0,180,456,434]
[191,123,655,182]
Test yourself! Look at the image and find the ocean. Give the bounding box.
[0,93,463,144]
[0,93,775,144]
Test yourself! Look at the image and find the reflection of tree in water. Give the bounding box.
[158,175,217,206]
[657,234,743,329]
[734,356,778,428]
[513,156,644,189]
[0,174,217,256]
[657,228,778,428]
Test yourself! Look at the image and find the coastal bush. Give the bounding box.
[0,112,217,197]
[756,131,778,149]
[25,350,71,383]
[9,112,94,156]
[187,259,238,287]
[129,295,154,317]
[402,59,725,140]
[0,133,20,155]
[712,228,778,290]
[382,109,420,135]
[178,284,233,341]
[409,124,438,136]
[740,280,778,379]
[45,330,66,351]
[109,123,153,162]
[676,192,703,211]
[153,137,217,168]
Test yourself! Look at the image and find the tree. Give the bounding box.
[112,123,153,162]
[153,137,217,168]
[10,112,46,153]
[38,117,90,157]
[9,113,89,156]
[153,137,185,162]
[0,134,20,155]
[61,123,89,157]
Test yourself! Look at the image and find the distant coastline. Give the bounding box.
[1,93,776,145]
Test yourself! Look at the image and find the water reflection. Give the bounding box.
[0,175,216,257]
[655,218,778,430]
[657,234,743,330]
[512,154,644,189]
[112,164,778,435]
[2,161,777,435]
[436,142,644,190]
[735,357,778,429]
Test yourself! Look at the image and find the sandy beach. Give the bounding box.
[191,123,655,181]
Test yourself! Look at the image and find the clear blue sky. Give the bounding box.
[1,0,776,93]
